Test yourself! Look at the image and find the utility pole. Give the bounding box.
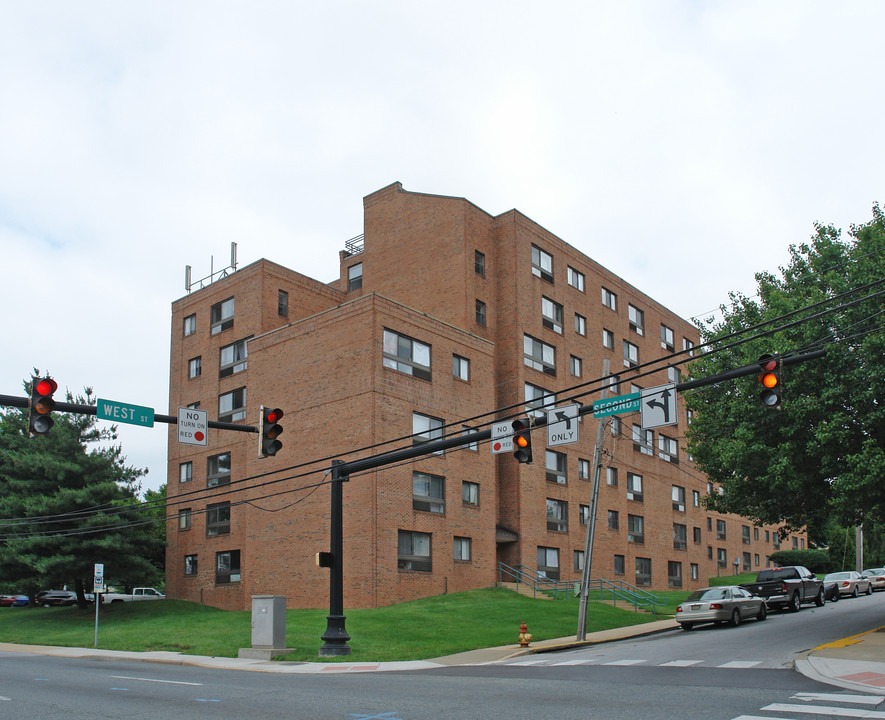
[319,460,351,657]
[577,359,610,640]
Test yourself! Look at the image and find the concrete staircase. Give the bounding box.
[497,581,553,599]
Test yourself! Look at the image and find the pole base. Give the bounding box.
[319,614,351,657]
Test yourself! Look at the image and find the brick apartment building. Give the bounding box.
[165,182,804,611]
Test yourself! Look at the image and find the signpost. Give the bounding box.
[177,407,208,446]
[96,398,155,428]
[547,405,579,447]
[592,392,640,418]
[93,563,104,647]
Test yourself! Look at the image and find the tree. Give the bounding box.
[685,206,885,536]
[0,378,164,605]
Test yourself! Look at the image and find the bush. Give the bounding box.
[769,549,832,573]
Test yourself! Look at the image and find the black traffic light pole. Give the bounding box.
[318,346,828,655]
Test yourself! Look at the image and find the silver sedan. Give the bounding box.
[824,571,873,597]
[676,586,767,630]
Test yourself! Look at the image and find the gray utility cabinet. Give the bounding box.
[251,595,286,648]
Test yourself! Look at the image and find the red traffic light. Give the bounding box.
[260,406,284,457]
[29,376,58,436]
[266,408,283,425]
[35,378,57,397]
[512,418,533,464]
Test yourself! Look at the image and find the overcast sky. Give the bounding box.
[2,1,882,493]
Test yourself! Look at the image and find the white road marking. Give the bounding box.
[602,659,645,666]
[659,659,702,667]
[717,660,762,669]
[793,693,885,706]
[762,703,885,718]
[110,675,202,686]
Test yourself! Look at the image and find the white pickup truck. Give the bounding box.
[101,587,166,603]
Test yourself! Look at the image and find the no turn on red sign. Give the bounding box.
[177,407,208,446]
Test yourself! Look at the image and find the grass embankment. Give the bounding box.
[0,586,693,662]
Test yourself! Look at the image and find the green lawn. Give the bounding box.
[0,587,689,662]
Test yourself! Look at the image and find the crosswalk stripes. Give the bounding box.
[733,691,885,720]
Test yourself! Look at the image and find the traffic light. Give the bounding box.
[758,355,782,409]
[28,376,58,436]
[259,406,284,456]
[512,417,533,464]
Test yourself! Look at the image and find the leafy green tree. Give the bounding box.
[0,378,164,606]
[685,206,885,536]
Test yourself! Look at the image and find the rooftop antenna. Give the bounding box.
[185,242,239,293]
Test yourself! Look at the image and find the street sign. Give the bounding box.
[490,421,513,453]
[96,398,155,428]
[592,392,640,418]
[641,384,677,428]
[93,563,104,593]
[547,405,579,447]
[178,407,208,446]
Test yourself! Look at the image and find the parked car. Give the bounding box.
[739,565,824,612]
[862,568,885,591]
[100,587,165,603]
[0,594,29,607]
[676,586,767,630]
[823,571,873,598]
[35,590,78,607]
[823,581,841,602]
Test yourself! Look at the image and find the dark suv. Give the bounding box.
[36,590,78,607]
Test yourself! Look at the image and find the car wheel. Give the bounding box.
[866,584,873,596]
[814,588,825,607]
[789,592,801,612]
[757,603,767,622]
[680,623,694,631]
[852,586,859,598]
[831,590,839,602]
[730,609,741,627]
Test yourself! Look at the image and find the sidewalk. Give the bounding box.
[2,621,884,692]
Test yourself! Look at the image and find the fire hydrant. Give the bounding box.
[518,622,532,648]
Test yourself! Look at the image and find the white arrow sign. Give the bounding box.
[547,404,579,447]
[640,384,677,429]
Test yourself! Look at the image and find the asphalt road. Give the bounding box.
[0,591,883,720]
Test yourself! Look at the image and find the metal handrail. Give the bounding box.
[496,562,667,612]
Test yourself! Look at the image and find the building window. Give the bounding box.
[567,266,585,291]
[754,527,760,540]
[623,340,639,368]
[611,416,621,436]
[614,554,625,575]
[668,561,683,588]
[412,412,444,453]
[525,382,554,418]
[658,435,678,464]
[461,426,479,451]
[546,498,568,532]
[691,563,699,580]
[398,530,431,572]
[278,290,288,317]
[627,472,643,502]
[683,337,695,356]
[215,550,240,584]
[717,519,727,540]
[218,388,246,423]
[668,366,682,385]
[602,328,614,349]
[462,481,479,506]
[574,550,585,572]
[601,286,617,311]
[580,504,591,525]
[627,514,644,543]
[178,508,192,531]
[184,554,198,576]
[454,536,472,562]
[743,525,751,545]
[578,458,590,480]
[537,546,560,580]
[693,526,702,543]
[413,471,445,514]
[475,299,487,326]
[570,355,582,378]
[383,329,431,381]
[628,304,645,336]
[635,557,651,586]
[188,357,201,379]
[453,354,470,382]
[206,502,231,537]
[347,263,363,291]
[608,509,619,530]
[183,314,196,336]
[541,297,563,333]
[474,250,485,277]
[546,450,567,485]
[531,245,554,283]
[674,523,687,550]
[632,425,653,455]
[207,452,231,488]
[179,461,193,484]
[693,490,700,507]
[575,313,587,336]
[743,552,752,570]
[717,548,727,568]
[661,324,674,351]
[219,338,249,378]
[606,467,618,486]
[524,335,556,376]
[672,485,686,512]
[210,297,234,335]
[773,534,781,549]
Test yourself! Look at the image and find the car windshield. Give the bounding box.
[686,588,729,601]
